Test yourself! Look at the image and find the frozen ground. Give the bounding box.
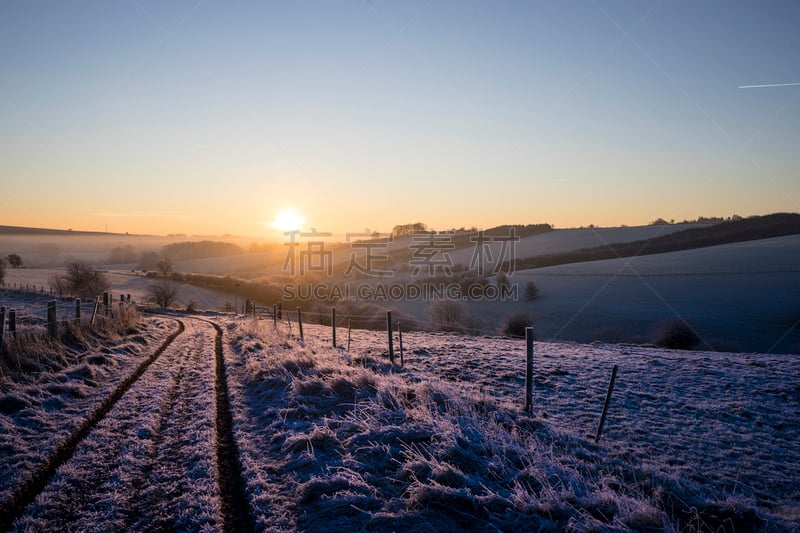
[2,268,232,311]
[223,319,798,531]
[2,300,797,531]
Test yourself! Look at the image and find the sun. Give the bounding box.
[270,208,305,232]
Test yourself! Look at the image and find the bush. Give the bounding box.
[146,279,180,308]
[501,312,535,337]
[653,319,700,349]
[6,254,22,268]
[428,299,467,332]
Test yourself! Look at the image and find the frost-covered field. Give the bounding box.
[0,314,176,503]
[2,298,797,531]
[3,268,232,311]
[224,319,799,531]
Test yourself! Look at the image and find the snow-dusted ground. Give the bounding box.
[0,316,176,506]
[223,319,798,531]
[3,301,797,531]
[13,319,221,532]
[3,268,232,311]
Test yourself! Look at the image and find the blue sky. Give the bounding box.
[1,1,798,236]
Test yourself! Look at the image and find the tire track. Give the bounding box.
[0,319,186,532]
[209,320,255,533]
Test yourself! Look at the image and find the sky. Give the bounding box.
[1,1,799,238]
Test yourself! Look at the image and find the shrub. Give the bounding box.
[428,299,467,332]
[6,254,22,268]
[146,279,180,308]
[653,319,700,349]
[501,312,535,337]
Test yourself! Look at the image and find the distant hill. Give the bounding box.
[0,225,132,237]
[513,213,800,271]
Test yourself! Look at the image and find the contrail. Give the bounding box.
[738,82,800,89]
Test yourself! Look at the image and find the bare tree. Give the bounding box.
[55,261,110,299]
[157,257,174,278]
[146,279,180,308]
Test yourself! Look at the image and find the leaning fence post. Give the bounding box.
[524,327,534,414]
[47,301,58,338]
[387,310,394,365]
[297,307,304,340]
[331,307,337,348]
[595,364,619,443]
[91,296,100,325]
[398,322,404,367]
[75,298,81,323]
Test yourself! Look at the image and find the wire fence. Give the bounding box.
[0,289,134,341]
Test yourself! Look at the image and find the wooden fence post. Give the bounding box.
[398,322,404,367]
[331,307,336,348]
[297,307,303,340]
[273,304,277,327]
[595,364,619,443]
[524,327,534,414]
[387,310,394,365]
[297,307,304,340]
[103,292,110,316]
[0,307,5,348]
[347,319,352,351]
[47,301,58,338]
[91,296,100,325]
[75,298,81,323]
[9,309,16,338]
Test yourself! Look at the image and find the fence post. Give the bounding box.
[331,307,336,348]
[91,296,100,325]
[277,302,282,319]
[387,310,394,365]
[103,292,110,316]
[9,309,16,338]
[75,298,81,323]
[297,307,304,340]
[0,307,5,348]
[398,322,404,367]
[347,319,352,351]
[286,312,292,334]
[47,301,58,338]
[524,327,534,414]
[273,304,277,327]
[595,364,619,443]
